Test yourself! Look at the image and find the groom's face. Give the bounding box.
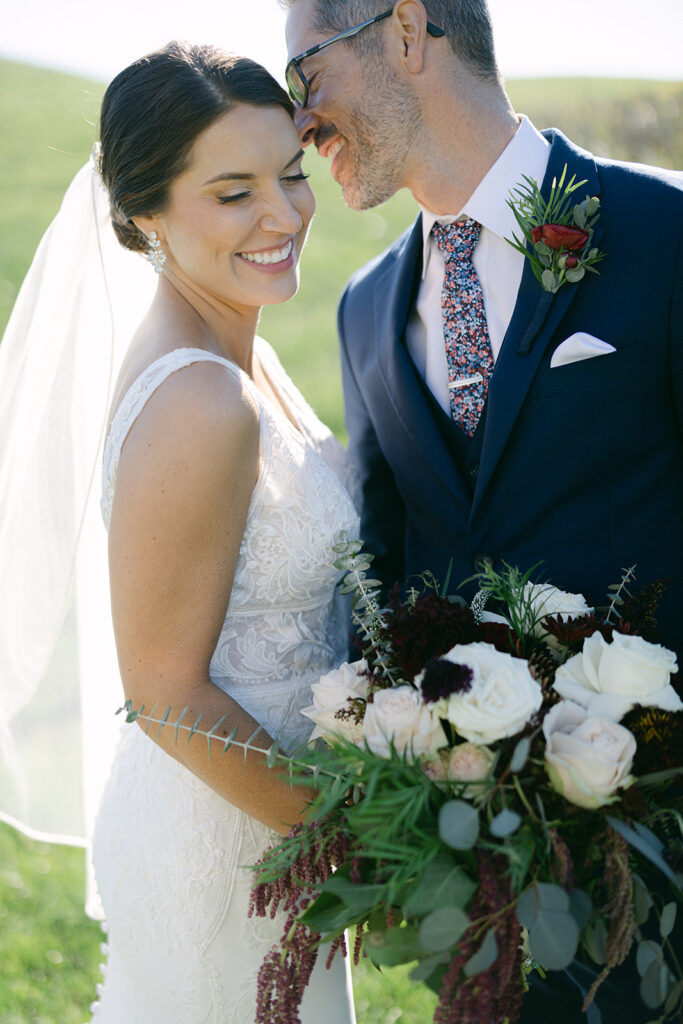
[285,0,420,210]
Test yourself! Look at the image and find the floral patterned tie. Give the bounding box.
[431,218,493,437]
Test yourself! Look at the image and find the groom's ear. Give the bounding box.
[390,0,429,73]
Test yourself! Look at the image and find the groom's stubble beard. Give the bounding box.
[338,67,422,211]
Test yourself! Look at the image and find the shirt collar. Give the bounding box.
[419,116,550,278]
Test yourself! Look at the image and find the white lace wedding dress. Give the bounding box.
[90,339,359,1024]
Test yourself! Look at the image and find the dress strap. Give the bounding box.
[101,348,244,528]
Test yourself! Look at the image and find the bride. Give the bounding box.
[0,42,357,1024]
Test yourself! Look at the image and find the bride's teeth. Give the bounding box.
[239,240,293,265]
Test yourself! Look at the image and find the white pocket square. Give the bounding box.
[550,333,617,368]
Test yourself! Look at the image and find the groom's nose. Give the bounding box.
[294,106,318,148]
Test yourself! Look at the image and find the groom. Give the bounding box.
[284,1,682,1020]
[284,0,683,669]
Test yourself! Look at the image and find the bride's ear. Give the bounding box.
[131,215,162,243]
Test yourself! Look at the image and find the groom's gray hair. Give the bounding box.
[282,0,499,83]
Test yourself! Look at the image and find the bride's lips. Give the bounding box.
[235,238,295,274]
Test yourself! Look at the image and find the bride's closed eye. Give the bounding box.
[281,172,310,184]
[217,173,309,205]
[217,191,252,204]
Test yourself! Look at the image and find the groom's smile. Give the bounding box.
[285,0,423,210]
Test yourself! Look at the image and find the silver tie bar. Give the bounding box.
[449,373,484,390]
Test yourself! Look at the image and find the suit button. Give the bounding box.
[469,465,479,479]
[472,553,493,573]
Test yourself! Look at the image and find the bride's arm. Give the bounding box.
[107,359,315,834]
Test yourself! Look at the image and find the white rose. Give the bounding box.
[363,686,444,760]
[439,643,543,745]
[524,582,593,635]
[554,631,681,721]
[543,700,636,809]
[301,660,368,743]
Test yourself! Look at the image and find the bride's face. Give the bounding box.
[142,104,315,310]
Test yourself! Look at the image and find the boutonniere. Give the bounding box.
[506,164,605,293]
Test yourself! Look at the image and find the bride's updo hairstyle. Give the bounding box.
[99,41,294,253]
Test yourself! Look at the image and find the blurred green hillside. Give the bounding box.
[0,59,681,436]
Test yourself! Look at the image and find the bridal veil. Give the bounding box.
[0,157,154,912]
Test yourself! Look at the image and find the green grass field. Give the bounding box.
[0,58,681,1022]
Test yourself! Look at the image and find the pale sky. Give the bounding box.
[1,0,681,83]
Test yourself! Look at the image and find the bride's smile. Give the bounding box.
[134,103,315,314]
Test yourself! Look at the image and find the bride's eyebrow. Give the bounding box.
[203,150,305,186]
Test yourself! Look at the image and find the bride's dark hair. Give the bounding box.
[99,41,294,253]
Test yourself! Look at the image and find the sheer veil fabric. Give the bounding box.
[0,159,155,913]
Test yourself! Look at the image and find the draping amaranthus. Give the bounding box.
[434,854,525,1024]
[249,817,353,1024]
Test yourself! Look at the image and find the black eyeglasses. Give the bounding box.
[285,8,445,108]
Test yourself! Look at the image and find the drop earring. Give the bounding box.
[145,231,167,273]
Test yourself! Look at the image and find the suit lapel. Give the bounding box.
[373,217,472,513]
[471,131,603,517]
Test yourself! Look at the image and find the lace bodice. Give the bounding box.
[101,339,360,754]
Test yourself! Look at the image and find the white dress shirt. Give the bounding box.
[405,116,550,414]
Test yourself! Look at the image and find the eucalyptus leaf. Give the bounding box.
[568,888,592,931]
[607,817,680,890]
[464,928,499,977]
[633,873,653,926]
[365,925,426,968]
[490,808,522,838]
[528,909,579,970]
[541,269,557,292]
[565,267,586,284]
[636,939,662,977]
[319,876,386,913]
[660,902,677,938]
[583,919,608,965]
[665,979,683,1015]
[509,736,531,773]
[418,906,470,953]
[640,958,670,1009]
[573,203,587,228]
[403,858,476,917]
[410,953,450,982]
[438,800,480,850]
[516,882,570,929]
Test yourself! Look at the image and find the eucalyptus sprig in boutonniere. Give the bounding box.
[507,164,605,293]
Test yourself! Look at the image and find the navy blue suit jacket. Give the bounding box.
[339,130,683,659]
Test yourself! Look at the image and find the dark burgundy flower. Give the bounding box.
[531,223,589,251]
[378,590,478,682]
[476,620,516,653]
[420,658,473,703]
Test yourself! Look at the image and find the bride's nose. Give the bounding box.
[259,193,303,236]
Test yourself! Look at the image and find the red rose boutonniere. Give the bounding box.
[506,165,605,293]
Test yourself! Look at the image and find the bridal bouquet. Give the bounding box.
[248,538,683,1024]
